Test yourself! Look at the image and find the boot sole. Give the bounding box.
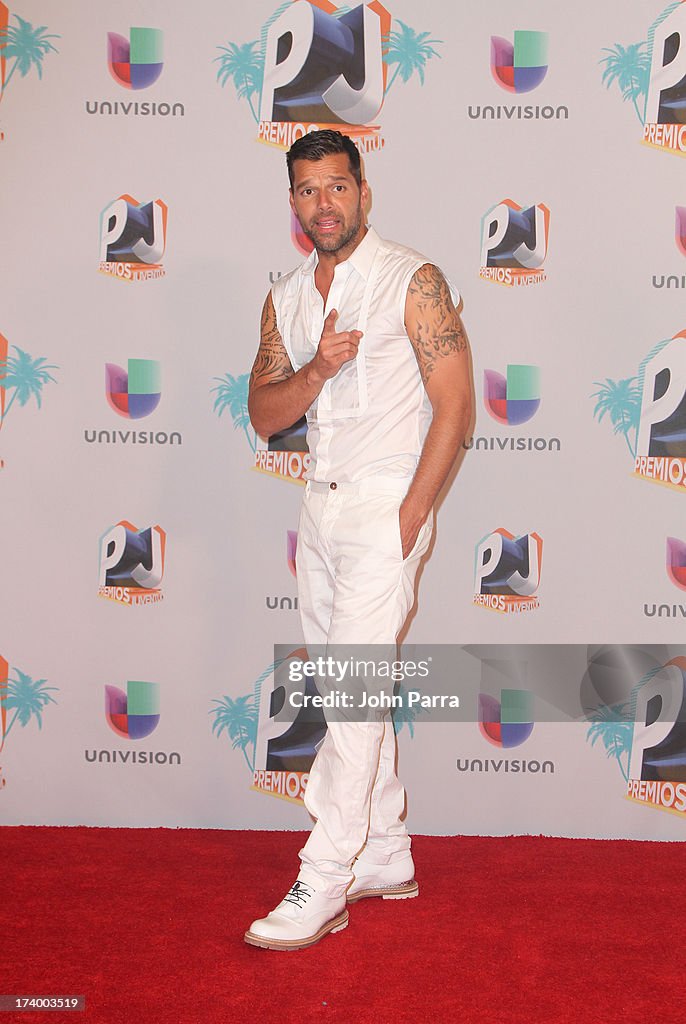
[244,909,349,951]
[346,880,419,903]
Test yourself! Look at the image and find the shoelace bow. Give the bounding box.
[283,881,315,908]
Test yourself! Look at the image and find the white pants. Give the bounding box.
[295,478,433,898]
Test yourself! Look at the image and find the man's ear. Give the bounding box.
[289,189,295,214]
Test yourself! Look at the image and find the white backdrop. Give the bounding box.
[1,0,686,840]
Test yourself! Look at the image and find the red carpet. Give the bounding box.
[3,827,682,1024]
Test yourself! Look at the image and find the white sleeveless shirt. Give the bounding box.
[271,226,458,483]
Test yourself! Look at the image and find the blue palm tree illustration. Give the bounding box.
[210,659,285,772]
[210,695,259,771]
[591,377,641,457]
[1,669,58,750]
[0,15,59,101]
[586,703,633,783]
[0,346,58,429]
[599,42,650,124]
[214,41,263,123]
[392,683,428,738]
[211,372,256,452]
[383,21,442,94]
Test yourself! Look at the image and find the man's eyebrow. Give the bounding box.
[295,174,350,188]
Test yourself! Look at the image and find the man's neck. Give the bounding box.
[314,225,368,303]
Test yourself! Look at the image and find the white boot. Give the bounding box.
[346,853,418,903]
[244,879,349,951]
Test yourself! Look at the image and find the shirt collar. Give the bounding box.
[301,225,381,280]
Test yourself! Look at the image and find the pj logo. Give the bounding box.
[601,2,686,158]
[473,529,543,614]
[592,330,686,492]
[627,658,686,817]
[99,195,167,282]
[480,200,550,287]
[216,1,441,154]
[98,521,166,606]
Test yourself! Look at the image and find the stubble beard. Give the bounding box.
[302,204,364,255]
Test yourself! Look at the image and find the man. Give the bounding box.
[245,130,471,951]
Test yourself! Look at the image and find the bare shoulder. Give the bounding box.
[250,292,294,390]
[405,263,467,385]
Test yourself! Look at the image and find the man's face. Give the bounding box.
[289,152,369,256]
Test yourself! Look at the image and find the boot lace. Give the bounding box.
[283,881,315,908]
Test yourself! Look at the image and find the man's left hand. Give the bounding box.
[398,501,427,560]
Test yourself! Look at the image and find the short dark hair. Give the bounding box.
[286,129,362,189]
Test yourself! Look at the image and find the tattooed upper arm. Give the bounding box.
[405,264,467,386]
[250,292,294,391]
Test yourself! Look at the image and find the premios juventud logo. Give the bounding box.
[592,329,686,492]
[210,650,423,805]
[212,370,310,484]
[0,4,59,140]
[601,1,686,157]
[98,521,166,606]
[479,199,550,287]
[473,529,543,614]
[586,655,686,820]
[214,0,441,154]
[99,195,167,282]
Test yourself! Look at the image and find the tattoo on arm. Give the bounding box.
[406,264,467,384]
[250,294,294,388]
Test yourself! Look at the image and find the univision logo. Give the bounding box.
[266,530,299,610]
[651,207,686,290]
[463,364,561,453]
[83,359,182,446]
[643,537,686,618]
[86,27,185,117]
[468,30,568,121]
[84,679,181,766]
[105,681,160,739]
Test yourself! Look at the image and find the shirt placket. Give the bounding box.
[310,263,352,479]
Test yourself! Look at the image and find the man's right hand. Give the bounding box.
[308,309,362,385]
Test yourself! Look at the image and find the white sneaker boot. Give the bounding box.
[244,879,349,951]
[346,853,419,903]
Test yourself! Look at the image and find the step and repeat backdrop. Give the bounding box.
[1,0,686,840]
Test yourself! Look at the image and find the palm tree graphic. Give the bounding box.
[0,668,58,753]
[392,683,429,738]
[210,695,259,772]
[0,14,59,103]
[0,345,58,431]
[210,659,285,773]
[383,20,442,94]
[585,703,633,783]
[214,41,263,123]
[591,377,641,458]
[599,42,650,124]
[211,372,256,452]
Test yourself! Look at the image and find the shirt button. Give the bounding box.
[330,482,337,490]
